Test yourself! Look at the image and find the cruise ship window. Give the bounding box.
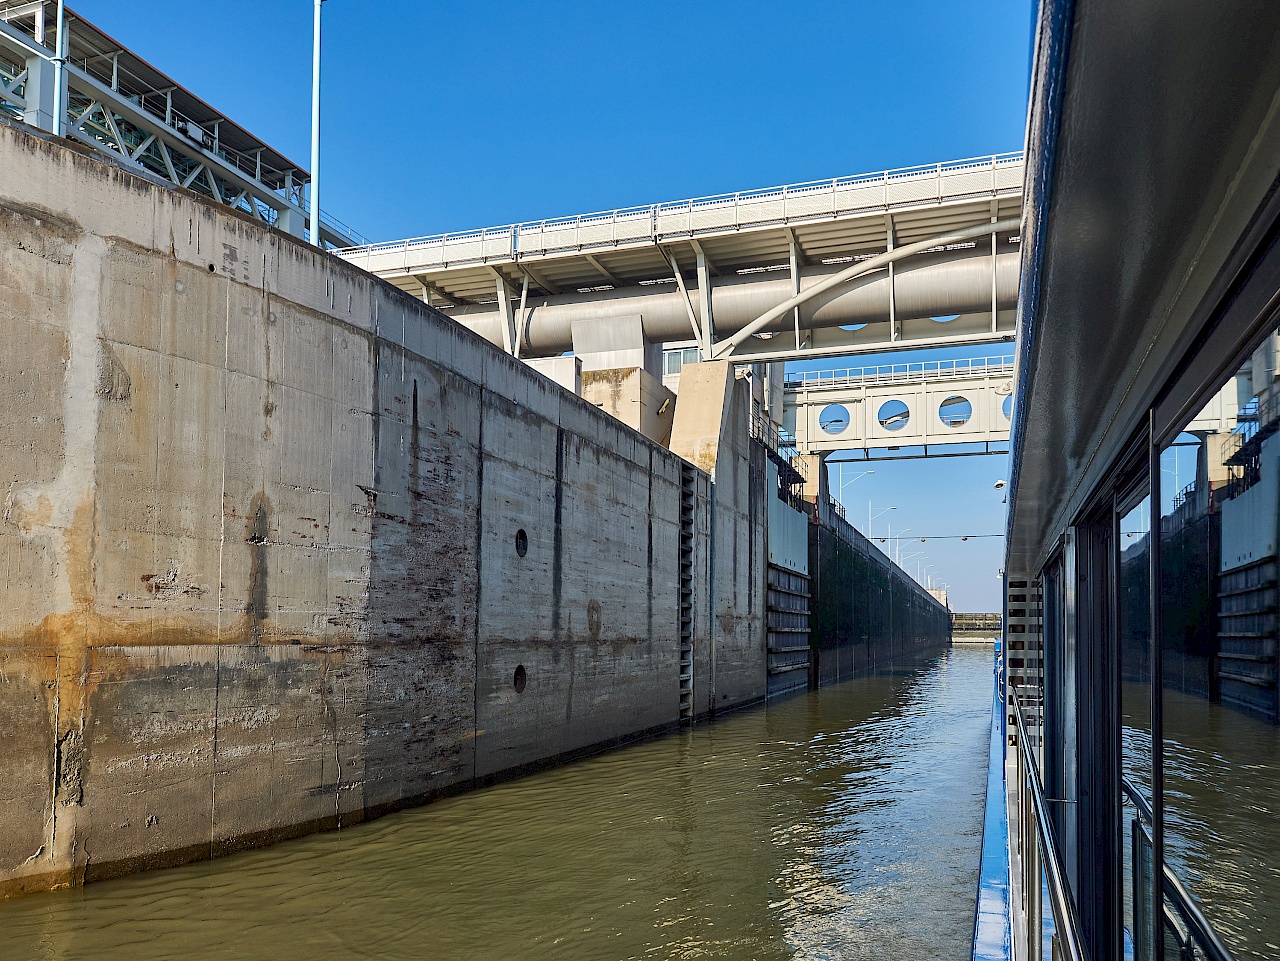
[1159,335,1280,961]
[1118,490,1156,960]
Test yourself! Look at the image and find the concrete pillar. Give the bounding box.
[571,315,661,378]
[1203,431,1234,492]
[798,452,830,523]
[581,366,675,446]
[22,54,56,133]
[765,361,785,428]
[670,360,736,478]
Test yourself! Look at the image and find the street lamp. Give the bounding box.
[309,0,325,246]
[838,466,874,506]
[869,501,896,538]
[892,528,912,564]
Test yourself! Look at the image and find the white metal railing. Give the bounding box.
[784,355,1015,391]
[338,152,1024,264]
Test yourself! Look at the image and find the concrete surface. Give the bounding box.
[0,118,758,897]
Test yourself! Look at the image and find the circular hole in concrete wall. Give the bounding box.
[877,399,910,431]
[1002,395,1013,421]
[515,528,528,557]
[931,314,959,323]
[513,664,527,693]
[939,395,972,427]
[819,403,850,435]
[208,263,216,273]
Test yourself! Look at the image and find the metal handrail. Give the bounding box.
[1012,695,1089,961]
[1119,779,1235,961]
[785,356,1014,390]
[340,152,1024,255]
[751,411,807,485]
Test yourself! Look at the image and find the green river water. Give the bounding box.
[0,647,993,961]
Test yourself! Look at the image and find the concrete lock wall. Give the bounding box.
[0,119,768,897]
[807,509,951,686]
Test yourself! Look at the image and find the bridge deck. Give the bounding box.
[340,153,1024,309]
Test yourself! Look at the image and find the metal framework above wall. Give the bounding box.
[0,1,363,248]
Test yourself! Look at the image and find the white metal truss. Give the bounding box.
[0,2,363,248]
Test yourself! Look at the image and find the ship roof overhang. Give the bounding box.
[1008,0,1280,577]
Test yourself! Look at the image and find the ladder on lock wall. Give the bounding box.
[679,465,696,722]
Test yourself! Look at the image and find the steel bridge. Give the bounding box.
[340,154,1024,364]
[783,357,1241,459]
[784,356,1016,457]
[0,1,361,248]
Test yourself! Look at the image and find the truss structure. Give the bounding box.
[0,2,362,248]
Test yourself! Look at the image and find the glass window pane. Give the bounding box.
[1119,493,1156,961]
[1161,348,1280,961]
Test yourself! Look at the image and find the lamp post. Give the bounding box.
[838,466,874,511]
[869,502,896,539]
[52,0,65,137]
[893,528,911,564]
[308,0,324,246]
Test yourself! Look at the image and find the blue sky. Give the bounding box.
[73,0,1035,608]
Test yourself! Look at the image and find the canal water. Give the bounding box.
[0,647,993,961]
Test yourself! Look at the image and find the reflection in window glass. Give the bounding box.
[1160,335,1280,961]
[1119,494,1155,961]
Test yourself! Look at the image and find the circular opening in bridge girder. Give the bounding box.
[515,529,528,557]
[819,404,850,435]
[514,664,527,693]
[877,399,910,432]
[931,314,960,323]
[939,395,973,427]
[839,323,868,332]
[1002,395,1013,421]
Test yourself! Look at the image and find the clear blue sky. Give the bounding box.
[74,0,1035,609]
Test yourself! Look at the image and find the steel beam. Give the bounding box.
[696,250,714,355]
[516,262,560,295]
[689,238,719,276]
[664,247,705,351]
[583,253,621,287]
[713,217,1021,356]
[488,266,518,356]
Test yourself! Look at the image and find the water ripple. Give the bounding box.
[0,649,992,961]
